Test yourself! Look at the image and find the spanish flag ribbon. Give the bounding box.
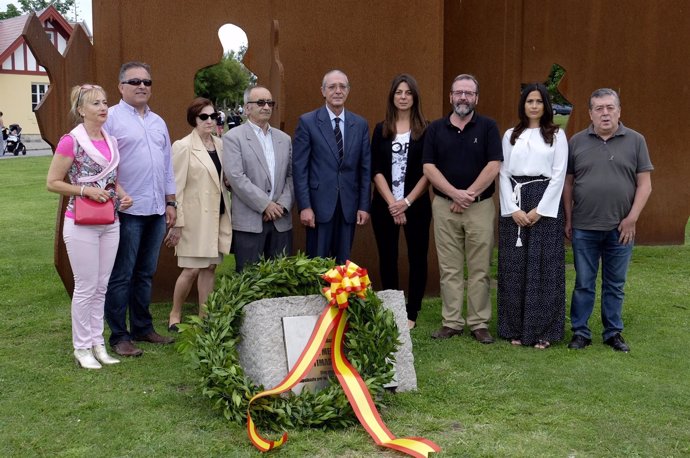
[246,261,440,457]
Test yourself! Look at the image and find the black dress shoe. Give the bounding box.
[568,335,592,349]
[431,326,463,339]
[604,333,630,352]
[471,328,495,344]
[112,340,143,357]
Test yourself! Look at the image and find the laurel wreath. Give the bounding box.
[178,254,400,431]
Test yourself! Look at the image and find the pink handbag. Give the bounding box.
[74,197,115,225]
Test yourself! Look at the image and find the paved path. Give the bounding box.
[0,148,52,159]
[1,135,52,160]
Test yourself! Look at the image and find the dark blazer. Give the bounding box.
[223,122,293,233]
[293,106,371,224]
[371,121,428,204]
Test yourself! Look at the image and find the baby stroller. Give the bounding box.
[2,124,27,156]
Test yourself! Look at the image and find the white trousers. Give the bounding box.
[63,218,120,349]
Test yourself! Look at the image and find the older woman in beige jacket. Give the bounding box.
[166,98,232,331]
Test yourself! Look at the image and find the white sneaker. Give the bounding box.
[74,349,102,369]
[92,344,121,365]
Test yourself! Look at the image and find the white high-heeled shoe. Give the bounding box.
[92,344,120,365]
[74,348,102,369]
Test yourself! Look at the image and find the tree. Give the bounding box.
[0,4,21,19]
[0,0,76,19]
[545,63,569,105]
[18,0,75,15]
[194,51,253,110]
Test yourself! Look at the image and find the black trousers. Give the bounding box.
[233,223,292,272]
[371,193,432,321]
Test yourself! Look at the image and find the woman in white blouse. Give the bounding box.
[497,83,568,349]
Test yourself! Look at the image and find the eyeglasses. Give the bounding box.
[324,83,349,92]
[121,79,153,87]
[247,99,276,107]
[198,112,219,121]
[451,90,477,98]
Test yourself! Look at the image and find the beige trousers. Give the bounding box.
[432,196,495,331]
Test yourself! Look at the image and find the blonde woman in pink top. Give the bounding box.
[46,84,133,369]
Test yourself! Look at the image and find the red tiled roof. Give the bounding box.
[0,13,30,56]
[0,7,72,64]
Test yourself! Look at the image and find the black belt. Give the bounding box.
[436,193,488,203]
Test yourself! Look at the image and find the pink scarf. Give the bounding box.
[70,123,119,183]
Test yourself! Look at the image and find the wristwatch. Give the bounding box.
[166,201,178,208]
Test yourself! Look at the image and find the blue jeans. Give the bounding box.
[570,228,633,341]
[105,213,166,346]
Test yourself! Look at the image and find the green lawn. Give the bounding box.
[1,157,688,457]
[554,114,570,130]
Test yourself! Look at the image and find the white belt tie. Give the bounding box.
[511,177,550,247]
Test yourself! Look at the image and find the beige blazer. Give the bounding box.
[172,129,232,257]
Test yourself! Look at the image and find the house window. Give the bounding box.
[31,83,49,110]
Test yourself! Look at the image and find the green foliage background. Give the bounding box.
[0,0,75,19]
[194,50,253,110]
[546,63,568,105]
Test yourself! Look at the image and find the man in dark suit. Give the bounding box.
[224,86,293,271]
[293,70,371,264]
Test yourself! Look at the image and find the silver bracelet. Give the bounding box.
[80,185,85,197]
[404,197,412,207]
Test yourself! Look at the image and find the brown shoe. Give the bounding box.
[112,340,143,357]
[134,331,175,345]
[431,326,463,339]
[471,328,495,344]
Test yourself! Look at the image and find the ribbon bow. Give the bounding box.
[321,260,370,309]
[246,261,440,457]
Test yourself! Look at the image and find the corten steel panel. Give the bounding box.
[271,1,445,295]
[41,0,687,303]
[445,0,689,244]
[39,0,445,300]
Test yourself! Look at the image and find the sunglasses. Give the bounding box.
[198,112,219,121]
[121,79,153,87]
[80,84,102,90]
[76,84,103,106]
[247,99,276,107]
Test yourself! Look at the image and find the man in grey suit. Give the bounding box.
[223,86,293,272]
[293,69,371,264]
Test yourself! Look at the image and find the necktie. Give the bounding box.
[334,117,343,161]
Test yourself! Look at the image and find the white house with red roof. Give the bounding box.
[0,6,73,135]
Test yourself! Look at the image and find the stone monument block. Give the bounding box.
[237,290,417,392]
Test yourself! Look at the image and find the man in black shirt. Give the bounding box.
[423,74,502,343]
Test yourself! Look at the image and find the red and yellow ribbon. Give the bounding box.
[246,261,441,457]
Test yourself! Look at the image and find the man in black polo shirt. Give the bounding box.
[423,74,502,343]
